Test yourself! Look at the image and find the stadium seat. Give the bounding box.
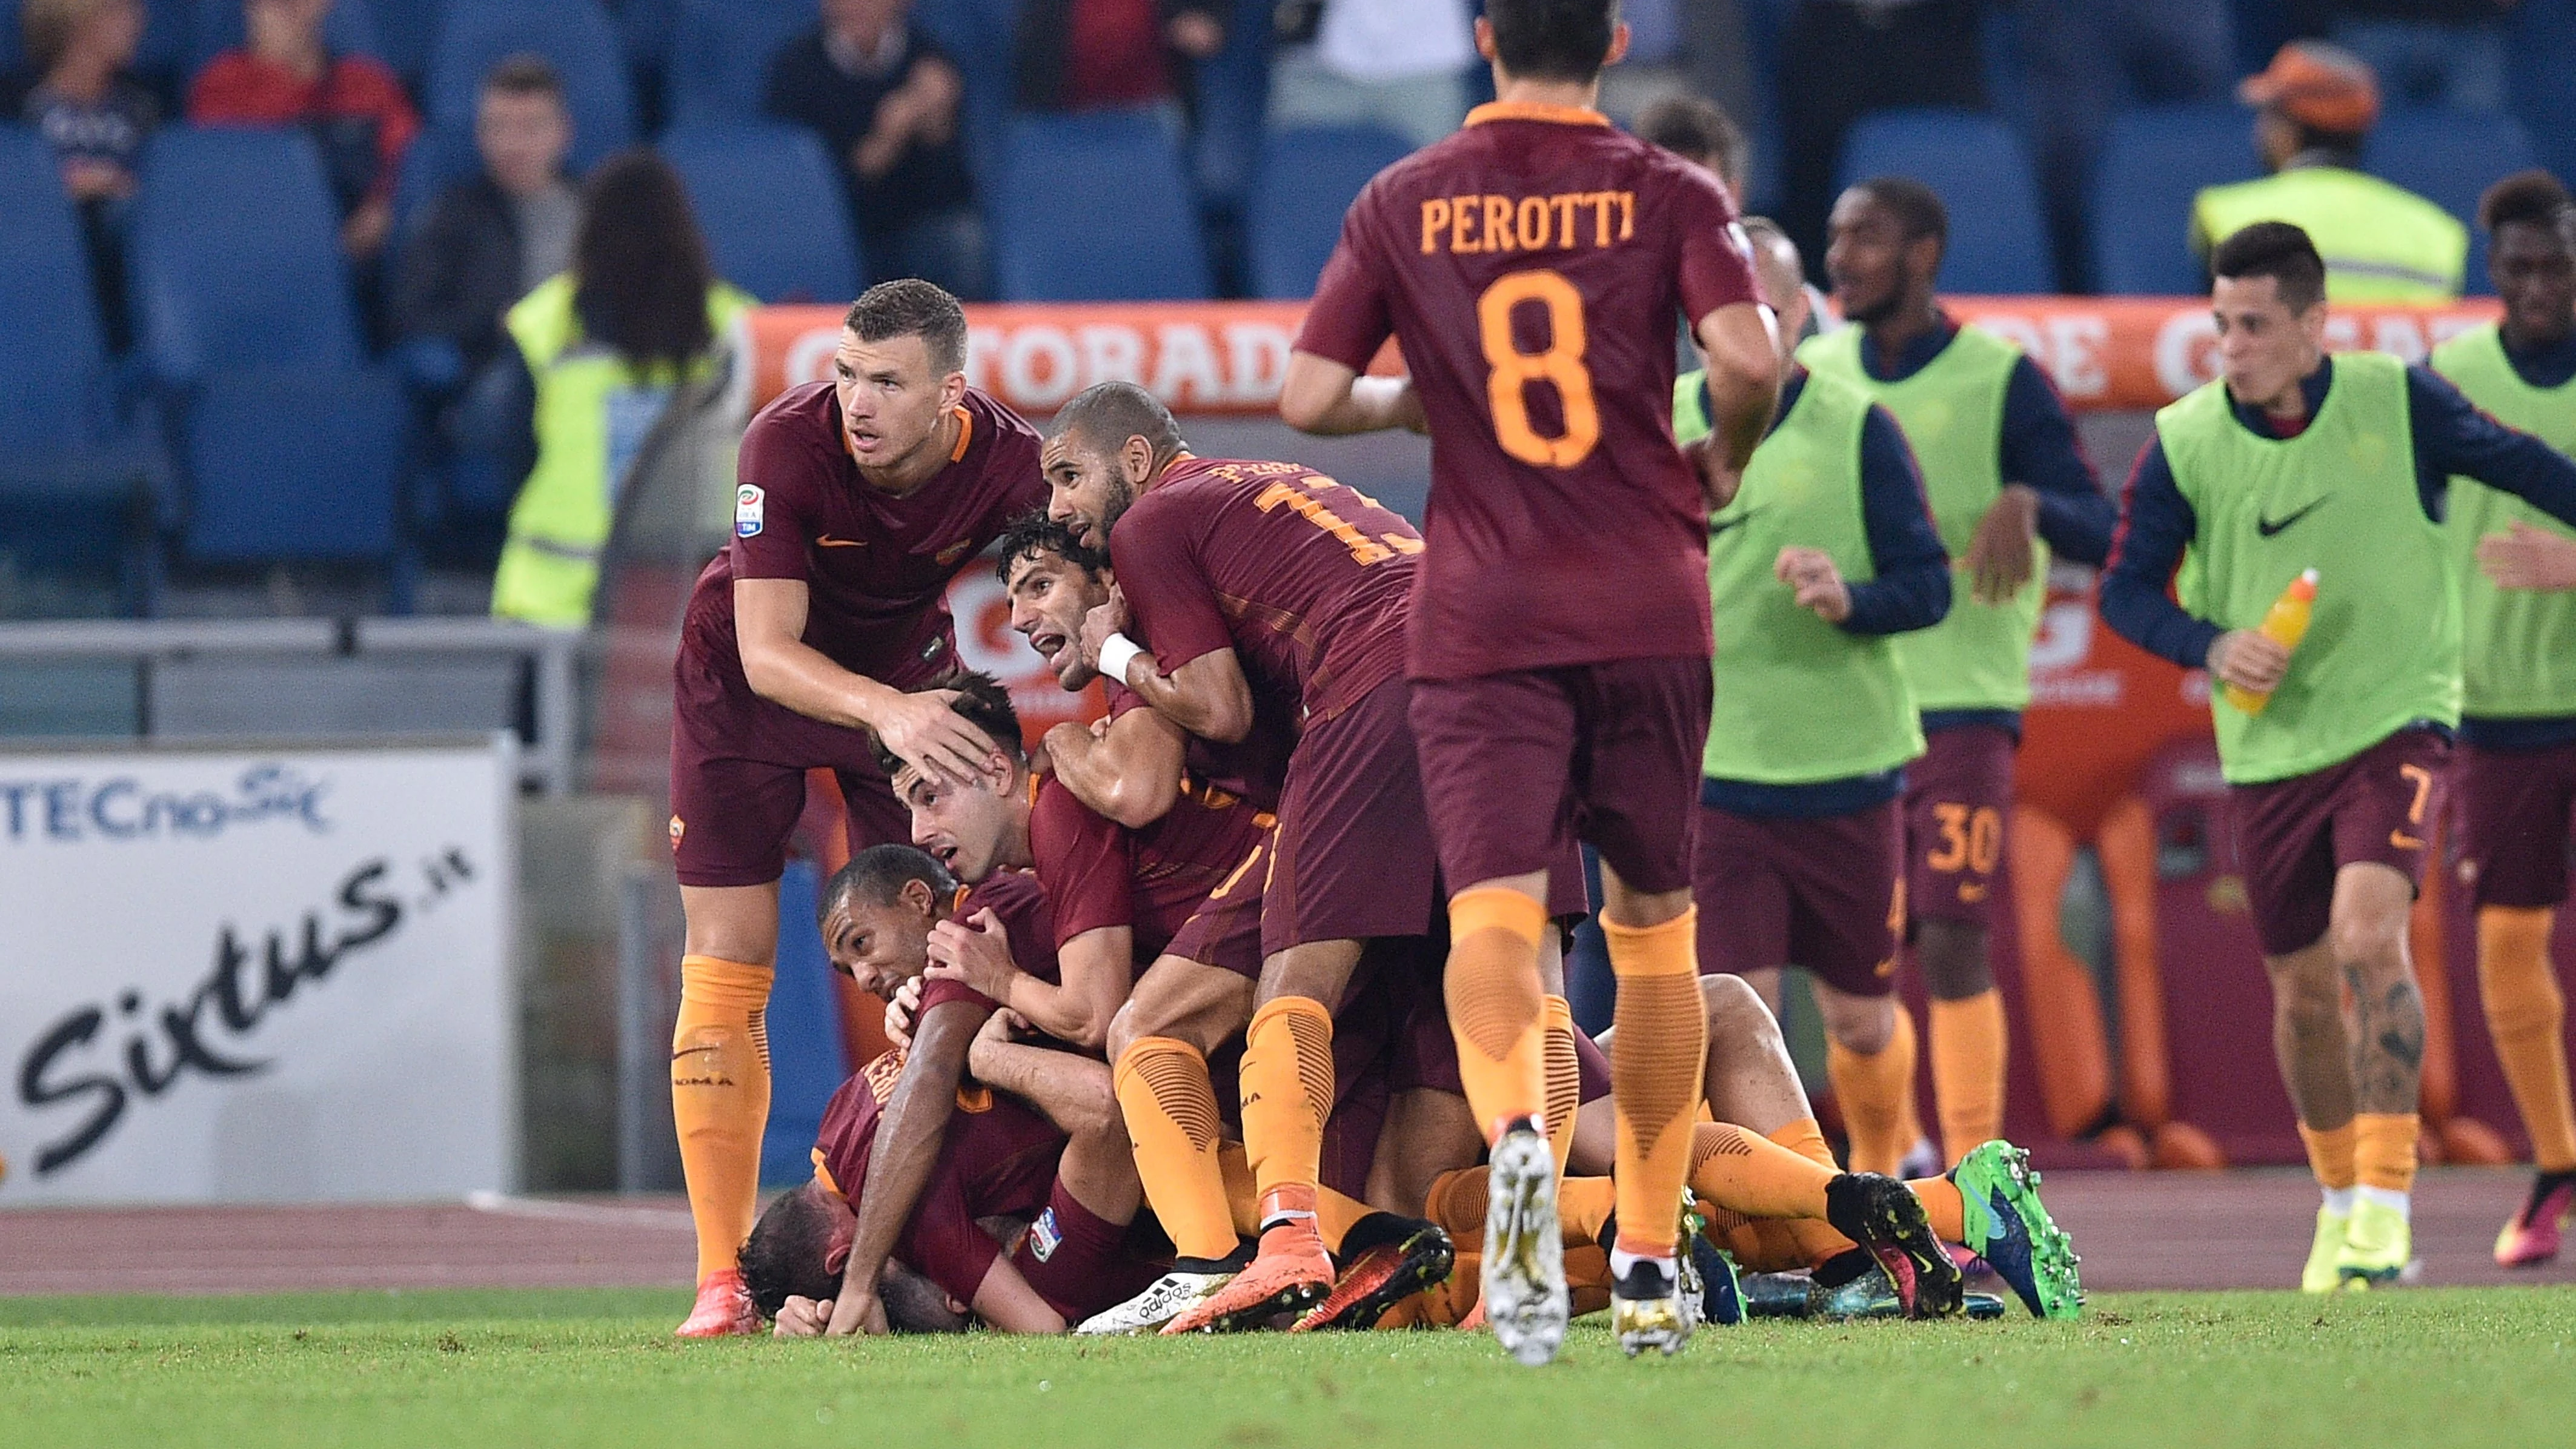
[660,122,863,303]
[1247,124,1412,300]
[364,0,448,84]
[665,0,812,128]
[128,127,363,384]
[179,366,408,565]
[1188,0,1274,208]
[2366,108,2538,297]
[913,0,1021,189]
[0,127,154,593]
[993,108,1212,302]
[1837,108,2056,294]
[425,0,636,173]
[190,0,383,72]
[760,861,858,1186]
[2091,104,2260,296]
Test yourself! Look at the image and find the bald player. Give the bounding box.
[667,280,1044,1336]
[1276,0,1777,1361]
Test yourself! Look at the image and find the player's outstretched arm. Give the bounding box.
[829,997,986,1335]
[1278,351,1425,437]
[735,577,997,786]
[2480,521,2576,591]
[1043,708,1186,829]
[1079,588,1255,744]
[969,1009,1120,1136]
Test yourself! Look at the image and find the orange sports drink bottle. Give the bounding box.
[2223,568,2318,715]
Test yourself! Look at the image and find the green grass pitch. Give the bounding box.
[7,1288,2575,1448]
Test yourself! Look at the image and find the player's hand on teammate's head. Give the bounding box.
[1774,546,1853,623]
[2207,628,2291,694]
[1965,484,2040,605]
[2478,520,2576,592]
[877,687,1001,789]
[925,907,1017,1000]
[774,1295,831,1337]
[885,975,926,1052]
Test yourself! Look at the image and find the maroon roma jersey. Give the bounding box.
[1029,774,1269,960]
[1295,101,1758,680]
[683,383,1044,691]
[1108,454,1416,726]
[811,1049,1064,1308]
[915,869,1062,1018]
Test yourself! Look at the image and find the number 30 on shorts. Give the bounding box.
[1478,270,1600,469]
[1927,803,2002,876]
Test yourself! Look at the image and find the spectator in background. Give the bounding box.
[2016,0,2235,294]
[1639,98,1832,348]
[1266,0,1470,149]
[487,150,755,626]
[1778,0,1988,286]
[2191,41,2467,300]
[767,0,986,299]
[5,0,157,353]
[188,0,418,266]
[1596,0,1756,144]
[2291,0,2515,111]
[1012,0,1224,117]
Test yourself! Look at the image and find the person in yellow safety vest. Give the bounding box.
[490,148,755,627]
[2190,40,2466,303]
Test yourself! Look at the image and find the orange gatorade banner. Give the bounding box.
[745,297,2501,417]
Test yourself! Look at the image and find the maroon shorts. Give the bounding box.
[668,635,912,888]
[2232,726,2452,955]
[1018,1177,1161,1322]
[1695,800,1903,999]
[1904,724,2016,930]
[1262,677,1444,954]
[1163,826,1272,978]
[1410,655,1713,897]
[2455,738,2576,909]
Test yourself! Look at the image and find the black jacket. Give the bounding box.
[391,171,532,375]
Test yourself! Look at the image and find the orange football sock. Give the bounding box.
[1766,1119,1859,1263]
[2297,1119,2359,1192]
[1687,1121,1836,1219]
[1446,888,1550,1137]
[1930,990,2008,1166]
[1239,996,1336,1214]
[671,955,774,1282]
[1542,993,1582,1172]
[1769,1117,1839,1172]
[2478,906,2576,1172]
[1559,1173,1616,1244]
[1604,908,1708,1259]
[1827,1009,1917,1176]
[1425,1167,1487,1246]
[2354,1112,2420,1195]
[1909,1175,1967,1244]
[1114,1036,1236,1261]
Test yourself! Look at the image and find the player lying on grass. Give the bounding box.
[743,1006,1157,1336]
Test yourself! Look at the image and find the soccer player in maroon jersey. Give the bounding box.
[1275,0,1781,1359]
[665,279,1046,1338]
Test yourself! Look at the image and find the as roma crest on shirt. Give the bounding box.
[935,540,972,566]
[735,485,765,538]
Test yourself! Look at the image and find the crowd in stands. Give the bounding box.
[2,0,2572,615]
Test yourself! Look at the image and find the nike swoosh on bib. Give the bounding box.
[2256,499,2328,537]
[817,535,866,548]
[1709,506,1765,539]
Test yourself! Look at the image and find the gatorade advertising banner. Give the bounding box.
[741,297,2501,417]
[0,740,516,1204]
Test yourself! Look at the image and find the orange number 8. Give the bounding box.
[1477,270,1600,469]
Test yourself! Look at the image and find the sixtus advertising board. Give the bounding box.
[0,739,516,1204]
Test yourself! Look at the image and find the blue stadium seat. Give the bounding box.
[760,860,857,1186]
[662,122,863,303]
[665,0,813,128]
[994,108,1210,301]
[2091,104,2260,296]
[425,0,635,173]
[365,0,448,83]
[0,128,153,589]
[1188,0,1274,208]
[128,127,362,384]
[1247,124,1411,299]
[179,366,408,564]
[2367,108,2538,297]
[1837,108,2056,293]
[191,0,383,72]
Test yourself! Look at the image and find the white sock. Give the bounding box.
[2321,1186,2357,1216]
[2353,1185,2411,1221]
[1608,1247,1675,1284]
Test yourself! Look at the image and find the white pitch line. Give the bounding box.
[463,1191,697,1230]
